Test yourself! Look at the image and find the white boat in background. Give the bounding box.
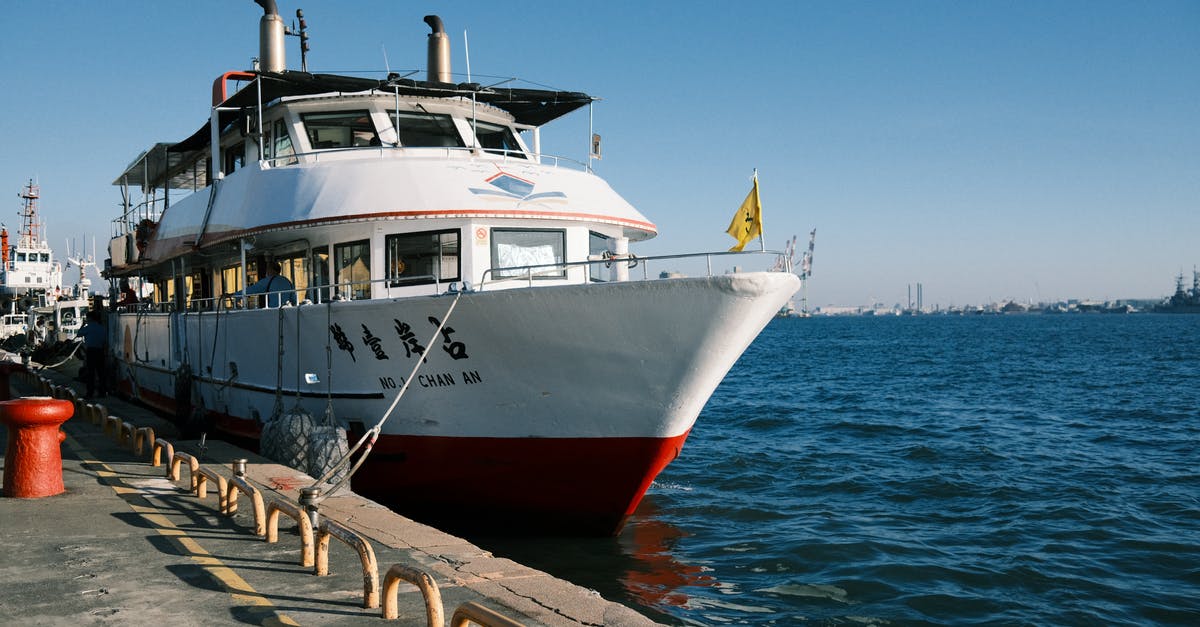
[0,313,28,341]
[28,255,95,345]
[0,179,91,349]
[2,181,65,308]
[103,1,800,534]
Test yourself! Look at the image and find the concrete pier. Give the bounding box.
[0,364,659,626]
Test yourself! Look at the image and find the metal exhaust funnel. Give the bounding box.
[424,15,451,83]
[255,0,287,72]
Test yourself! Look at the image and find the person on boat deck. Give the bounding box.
[237,261,296,308]
[116,278,138,306]
[76,310,107,398]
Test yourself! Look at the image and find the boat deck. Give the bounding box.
[0,364,658,626]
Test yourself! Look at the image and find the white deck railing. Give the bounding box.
[114,249,790,314]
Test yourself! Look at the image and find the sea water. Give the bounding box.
[481,314,1200,625]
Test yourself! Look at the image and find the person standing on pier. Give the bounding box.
[76,310,107,398]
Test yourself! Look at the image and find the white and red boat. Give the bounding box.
[104,1,800,535]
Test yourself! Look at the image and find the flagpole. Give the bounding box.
[755,169,765,252]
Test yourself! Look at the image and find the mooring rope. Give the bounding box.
[39,339,84,369]
[310,290,464,501]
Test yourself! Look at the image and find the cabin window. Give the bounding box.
[473,121,525,158]
[267,118,295,163]
[310,246,331,303]
[16,253,25,262]
[278,254,307,299]
[385,230,460,287]
[491,229,565,279]
[334,240,371,300]
[40,253,49,262]
[184,271,208,310]
[302,111,378,149]
[156,279,171,305]
[589,231,611,283]
[220,264,243,295]
[224,141,245,175]
[388,111,464,148]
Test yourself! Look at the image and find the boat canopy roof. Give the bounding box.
[113,143,195,190]
[115,70,594,191]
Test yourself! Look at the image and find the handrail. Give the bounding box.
[134,426,156,456]
[125,274,444,313]
[225,474,267,535]
[477,248,788,291]
[315,519,380,609]
[194,466,229,513]
[111,196,164,238]
[113,249,788,312]
[169,451,201,489]
[152,438,175,469]
[381,563,443,623]
[261,143,588,171]
[265,499,316,567]
[118,421,136,448]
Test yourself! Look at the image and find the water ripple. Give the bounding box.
[631,315,1200,625]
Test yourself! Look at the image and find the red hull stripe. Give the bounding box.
[352,430,691,534]
[126,383,689,535]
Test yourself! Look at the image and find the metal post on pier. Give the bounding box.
[300,486,322,531]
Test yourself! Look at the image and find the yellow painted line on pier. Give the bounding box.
[63,432,300,627]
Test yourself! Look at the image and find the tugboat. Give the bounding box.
[102,1,800,535]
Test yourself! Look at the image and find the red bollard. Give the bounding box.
[0,361,27,401]
[1,397,74,498]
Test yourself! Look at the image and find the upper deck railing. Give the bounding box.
[262,144,588,170]
[111,195,165,239]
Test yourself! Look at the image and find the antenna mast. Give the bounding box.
[286,9,310,72]
[17,179,43,248]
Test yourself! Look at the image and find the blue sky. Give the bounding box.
[1,1,1196,307]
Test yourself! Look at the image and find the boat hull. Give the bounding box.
[351,430,691,535]
[111,272,799,534]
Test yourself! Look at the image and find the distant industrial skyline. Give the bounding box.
[1,1,1196,305]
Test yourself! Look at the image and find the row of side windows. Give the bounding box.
[153,227,605,308]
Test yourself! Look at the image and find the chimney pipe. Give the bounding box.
[424,15,451,83]
[255,0,287,72]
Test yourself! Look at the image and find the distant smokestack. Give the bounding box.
[255,0,287,72]
[424,15,451,83]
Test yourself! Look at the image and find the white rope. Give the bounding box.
[311,290,464,499]
[39,339,84,369]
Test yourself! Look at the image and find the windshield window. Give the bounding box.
[267,118,295,163]
[389,110,464,148]
[473,121,526,158]
[302,111,378,149]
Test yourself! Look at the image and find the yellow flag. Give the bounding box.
[725,175,762,252]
